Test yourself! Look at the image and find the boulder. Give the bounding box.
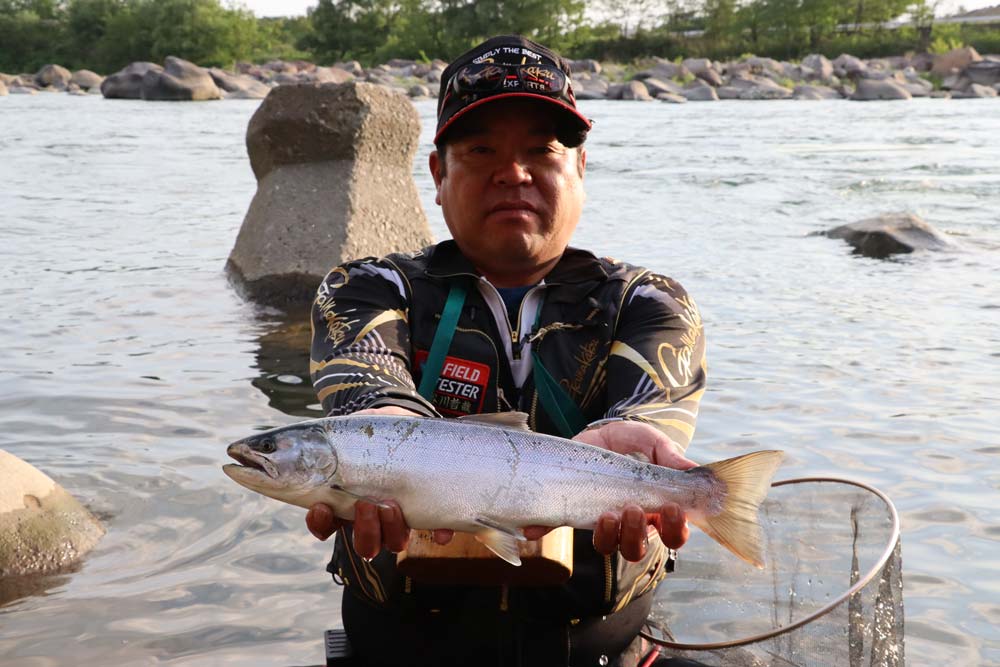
[209,68,271,99]
[605,83,626,100]
[310,67,354,85]
[951,83,998,98]
[681,79,719,101]
[824,213,952,258]
[744,56,783,74]
[911,53,935,72]
[634,57,690,82]
[227,82,434,305]
[850,78,912,101]
[574,88,606,100]
[965,61,1000,87]
[0,80,6,96]
[719,72,790,99]
[930,90,951,99]
[408,83,431,98]
[71,69,104,90]
[942,72,971,90]
[682,58,723,86]
[0,72,14,86]
[141,56,221,101]
[569,58,601,75]
[9,86,37,95]
[101,61,163,99]
[902,78,934,97]
[656,92,686,104]
[640,77,683,97]
[932,46,982,76]
[833,54,867,78]
[265,59,298,74]
[334,61,365,77]
[621,80,654,101]
[34,64,72,89]
[792,84,841,100]
[0,450,105,578]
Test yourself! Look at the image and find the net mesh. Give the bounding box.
[645,478,903,667]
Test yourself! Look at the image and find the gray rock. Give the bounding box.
[932,46,981,76]
[716,85,743,100]
[965,61,1000,86]
[850,78,912,101]
[951,83,998,98]
[575,89,606,100]
[902,78,933,97]
[792,84,841,100]
[228,82,434,305]
[141,56,221,101]
[641,77,683,97]
[656,92,686,104]
[101,62,163,99]
[309,67,354,85]
[911,53,935,72]
[621,80,653,101]
[34,64,72,89]
[265,59,298,74]
[682,58,723,86]
[9,86,37,95]
[786,64,816,82]
[930,90,952,99]
[71,69,104,90]
[334,61,365,77]
[0,72,13,86]
[408,83,431,98]
[995,83,1000,94]
[0,450,104,578]
[682,80,719,101]
[942,73,971,90]
[739,80,792,100]
[744,56,783,73]
[569,58,601,75]
[209,68,271,98]
[824,213,952,258]
[634,57,690,82]
[833,54,867,78]
[605,83,626,100]
[424,69,443,83]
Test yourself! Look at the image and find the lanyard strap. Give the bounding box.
[531,301,588,438]
[418,281,468,401]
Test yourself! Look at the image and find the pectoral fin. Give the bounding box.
[472,516,525,566]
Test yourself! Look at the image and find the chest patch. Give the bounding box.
[414,351,491,416]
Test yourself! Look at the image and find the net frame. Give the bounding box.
[640,476,900,651]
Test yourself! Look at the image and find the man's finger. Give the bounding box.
[379,501,411,553]
[432,528,454,545]
[657,503,689,550]
[592,512,620,555]
[352,501,382,559]
[618,505,648,562]
[306,503,338,541]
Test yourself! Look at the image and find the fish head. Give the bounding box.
[223,421,337,506]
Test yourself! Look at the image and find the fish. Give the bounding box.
[223,412,783,568]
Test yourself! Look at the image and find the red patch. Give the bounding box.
[414,351,490,416]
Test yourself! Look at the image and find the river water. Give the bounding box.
[0,93,998,666]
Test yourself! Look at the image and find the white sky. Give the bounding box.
[237,0,997,19]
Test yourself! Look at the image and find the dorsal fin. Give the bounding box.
[457,411,531,431]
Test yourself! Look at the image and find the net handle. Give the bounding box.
[640,476,901,651]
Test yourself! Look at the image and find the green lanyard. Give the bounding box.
[417,281,467,401]
[419,280,587,438]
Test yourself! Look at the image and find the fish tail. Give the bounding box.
[687,450,784,569]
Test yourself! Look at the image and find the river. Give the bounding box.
[0,93,998,665]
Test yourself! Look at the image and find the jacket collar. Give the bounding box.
[424,240,609,287]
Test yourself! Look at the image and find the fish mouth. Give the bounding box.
[225,444,276,479]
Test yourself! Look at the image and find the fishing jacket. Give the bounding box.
[310,240,707,651]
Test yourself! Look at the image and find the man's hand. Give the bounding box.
[305,405,457,558]
[574,420,696,562]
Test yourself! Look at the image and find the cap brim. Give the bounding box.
[433,92,593,145]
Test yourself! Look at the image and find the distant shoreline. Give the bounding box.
[3,48,998,103]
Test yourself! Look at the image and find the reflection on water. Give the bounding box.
[0,94,998,666]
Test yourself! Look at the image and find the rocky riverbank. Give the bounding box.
[3,47,999,102]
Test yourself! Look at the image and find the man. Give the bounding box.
[307,35,706,666]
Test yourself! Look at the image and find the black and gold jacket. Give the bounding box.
[309,240,706,622]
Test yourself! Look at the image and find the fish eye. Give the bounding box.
[257,437,276,454]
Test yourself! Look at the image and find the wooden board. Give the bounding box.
[396,527,574,587]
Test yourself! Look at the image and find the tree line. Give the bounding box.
[2,0,998,75]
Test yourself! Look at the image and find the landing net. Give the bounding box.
[644,477,903,667]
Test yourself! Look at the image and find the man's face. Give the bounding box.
[429,98,586,287]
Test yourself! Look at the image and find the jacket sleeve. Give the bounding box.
[310,258,438,417]
[602,272,707,452]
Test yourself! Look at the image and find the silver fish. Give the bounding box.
[223,412,783,568]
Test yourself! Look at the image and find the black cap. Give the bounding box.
[434,34,592,145]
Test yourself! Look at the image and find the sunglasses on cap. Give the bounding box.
[449,62,569,97]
